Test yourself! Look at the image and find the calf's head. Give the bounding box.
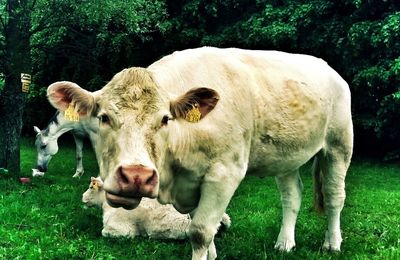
[47,68,219,209]
[82,176,105,207]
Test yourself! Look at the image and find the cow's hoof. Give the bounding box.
[322,231,342,252]
[274,239,295,252]
[72,170,84,178]
[322,241,341,252]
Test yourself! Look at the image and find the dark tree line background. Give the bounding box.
[0,0,399,175]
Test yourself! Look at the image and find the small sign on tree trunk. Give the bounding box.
[21,73,31,92]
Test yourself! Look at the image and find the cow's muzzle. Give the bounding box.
[105,192,142,210]
[105,164,158,209]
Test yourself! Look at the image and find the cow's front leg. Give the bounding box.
[189,162,245,260]
[274,170,303,252]
[189,223,217,260]
[72,134,84,178]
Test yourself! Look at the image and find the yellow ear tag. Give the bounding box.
[185,103,201,123]
[64,104,80,122]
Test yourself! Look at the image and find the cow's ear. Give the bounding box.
[47,81,95,116]
[33,126,41,134]
[170,88,219,122]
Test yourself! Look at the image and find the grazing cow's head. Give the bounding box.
[47,68,219,209]
[34,126,59,172]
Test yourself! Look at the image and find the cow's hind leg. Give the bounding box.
[274,170,303,252]
[319,127,352,251]
[319,149,350,251]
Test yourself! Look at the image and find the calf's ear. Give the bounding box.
[170,88,220,122]
[47,81,95,116]
[97,179,103,188]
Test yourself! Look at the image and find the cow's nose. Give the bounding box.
[116,165,157,198]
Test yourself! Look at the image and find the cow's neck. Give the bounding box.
[44,111,76,140]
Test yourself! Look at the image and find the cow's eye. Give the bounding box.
[99,114,110,124]
[161,115,171,126]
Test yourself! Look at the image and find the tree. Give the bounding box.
[0,0,32,177]
[0,0,169,177]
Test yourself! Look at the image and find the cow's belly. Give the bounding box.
[248,138,323,176]
[248,111,327,176]
[71,128,87,138]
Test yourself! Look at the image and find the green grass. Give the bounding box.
[0,138,399,259]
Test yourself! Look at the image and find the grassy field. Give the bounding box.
[0,137,399,259]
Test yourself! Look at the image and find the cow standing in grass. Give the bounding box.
[47,47,353,260]
[33,111,99,177]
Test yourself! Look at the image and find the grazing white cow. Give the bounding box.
[47,47,353,259]
[82,176,231,239]
[33,111,99,177]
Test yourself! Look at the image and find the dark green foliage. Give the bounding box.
[0,74,3,90]
[0,0,399,158]
[29,0,168,88]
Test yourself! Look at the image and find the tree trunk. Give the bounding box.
[0,0,31,178]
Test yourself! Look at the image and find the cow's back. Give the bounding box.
[148,47,351,176]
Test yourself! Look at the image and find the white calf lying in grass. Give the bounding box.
[82,177,231,239]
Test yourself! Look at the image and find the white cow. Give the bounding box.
[82,176,231,239]
[47,47,353,259]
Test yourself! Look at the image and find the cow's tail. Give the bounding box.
[312,154,325,214]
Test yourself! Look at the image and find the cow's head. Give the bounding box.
[34,125,59,172]
[47,68,219,209]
